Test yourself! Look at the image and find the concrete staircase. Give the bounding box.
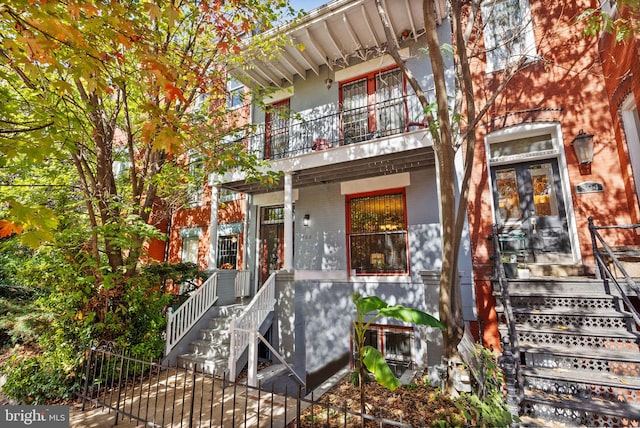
[176,303,247,375]
[495,277,640,426]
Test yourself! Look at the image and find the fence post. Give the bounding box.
[81,342,95,411]
[189,369,196,428]
[248,330,258,388]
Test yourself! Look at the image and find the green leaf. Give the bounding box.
[378,306,445,330]
[355,295,388,315]
[362,346,401,391]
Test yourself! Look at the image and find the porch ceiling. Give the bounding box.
[221,146,436,194]
[231,0,447,88]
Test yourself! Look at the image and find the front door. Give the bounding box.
[492,159,572,263]
[259,206,289,285]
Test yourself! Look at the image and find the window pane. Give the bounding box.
[217,235,238,268]
[266,101,289,159]
[483,0,534,71]
[182,236,199,265]
[530,163,558,217]
[495,169,521,221]
[342,78,369,144]
[376,69,405,136]
[384,331,412,362]
[350,193,405,233]
[350,232,407,274]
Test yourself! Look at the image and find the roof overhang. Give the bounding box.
[231,0,448,88]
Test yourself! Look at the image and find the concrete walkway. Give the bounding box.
[70,367,350,428]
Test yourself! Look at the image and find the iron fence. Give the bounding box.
[79,341,415,427]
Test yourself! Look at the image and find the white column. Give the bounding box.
[283,172,293,271]
[208,185,219,270]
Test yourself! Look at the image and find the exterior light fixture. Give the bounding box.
[324,78,333,90]
[303,214,310,227]
[572,129,594,175]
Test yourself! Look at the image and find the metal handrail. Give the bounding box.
[490,224,524,409]
[242,92,428,160]
[588,217,640,328]
[228,272,277,381]
[165,273,218,356]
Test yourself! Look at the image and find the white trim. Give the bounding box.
[485,122,581,263]
[340,172,411,195]
[253,189,299,206]
[620,95,640,208]
[335,48,411,82]
[263,87,294,104]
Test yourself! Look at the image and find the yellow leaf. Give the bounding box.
[145,2,162,21]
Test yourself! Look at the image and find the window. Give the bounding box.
[188,152,204,206]
[180,227,202,265]
[482,0,536,72]
[341,68,406,145]
[227,77,244,110]
[217,235,238,269]
[265,100,290,159]
[354,325,414,378]
[347,190,408,275]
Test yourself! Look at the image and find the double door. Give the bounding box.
[492,159,571,262]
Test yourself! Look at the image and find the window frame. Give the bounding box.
[226,77,244,110]
[482,0,536,73]
[346,188,409,276]
[264,99,290,159]
[339,67,408,145]
[352,324,415,377]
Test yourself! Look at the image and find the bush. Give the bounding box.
[453,345,518,427]
[2,355,79,404]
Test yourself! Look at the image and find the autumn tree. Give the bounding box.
[375,0,528,394]
[0,1,295,335]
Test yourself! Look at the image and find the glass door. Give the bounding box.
[492,159,571,262]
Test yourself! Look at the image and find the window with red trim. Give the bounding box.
[347,190,408,275]
[265,99,290,159]
[341,68,407,145]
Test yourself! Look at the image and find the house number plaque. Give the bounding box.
[576,181,604,194]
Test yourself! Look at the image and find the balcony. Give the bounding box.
[247,92,426,160]
[218,92,435,194]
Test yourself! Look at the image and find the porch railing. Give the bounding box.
[235,269,251,298]
[490,224,524,414]
[588,217,640,328]
[228,272,277,381]
[242,92,427,160]
[165,272,218,356]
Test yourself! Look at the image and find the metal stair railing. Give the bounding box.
[490,224,524,414]
[165,272,218,356]
[228,272,277,382]
[588,216,640,328]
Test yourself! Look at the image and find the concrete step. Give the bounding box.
[522,389,640,426]
[177,353,228,375]
[499,324,640,352]
[498,278,607,294]
[188,339,231,357]
[200,328,230,342]
[521,343,640,376]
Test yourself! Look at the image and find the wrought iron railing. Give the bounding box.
[588,217,640,328]
[490,224,524,413]
[165,272,219,356]
[80,341,414,428]
[243,92,427,160]
[228,272,277,382]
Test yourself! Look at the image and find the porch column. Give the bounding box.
[208,185,219,269]
[283,172,293,271]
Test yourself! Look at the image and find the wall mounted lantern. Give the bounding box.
[572,129,595,175]
[303,214,310,227]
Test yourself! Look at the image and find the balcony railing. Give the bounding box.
[244,92,427,160]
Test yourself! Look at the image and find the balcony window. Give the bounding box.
[265,99,290,159]
[347,190,408,275]
[341,68,406,145]
[482,0,536,72]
